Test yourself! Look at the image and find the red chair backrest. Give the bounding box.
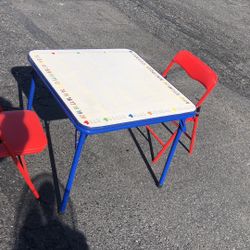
[162,50,218,108]
[172,50,218,91]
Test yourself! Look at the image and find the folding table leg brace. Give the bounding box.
[158,119,186,187]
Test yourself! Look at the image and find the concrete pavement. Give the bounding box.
[0,0,250,249]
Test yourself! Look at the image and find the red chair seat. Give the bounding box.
[0,110,47,157]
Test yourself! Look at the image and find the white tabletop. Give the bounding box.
[29,49,195,128]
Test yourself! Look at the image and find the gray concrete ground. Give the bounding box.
[0,0,250,249]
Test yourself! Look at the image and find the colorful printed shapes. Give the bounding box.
[103,117,109,122]
[128,114,134,118]
[34,55,42,62]
[80,114,86,119]
[66,97,73,101]
[147,111,152,115]
[179,96,190,105]
[36,58,43,63]
[34,55,88,125]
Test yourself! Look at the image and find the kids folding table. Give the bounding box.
[27,49,196,213]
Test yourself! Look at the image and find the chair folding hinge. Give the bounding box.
[161,73,167,79]
[196,107,201,117]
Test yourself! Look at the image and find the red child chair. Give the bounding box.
[146,50,218,163]
[0,110,47,198]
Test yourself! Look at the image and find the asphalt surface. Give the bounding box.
[0,0,250,249]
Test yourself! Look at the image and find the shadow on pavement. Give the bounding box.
[11,66,67,121]
[13,173,89,250]
[135,123,190,165]
[43,119,66,212]
[129,125,190,187]
[0,97,20,112]
[128,128,159,186]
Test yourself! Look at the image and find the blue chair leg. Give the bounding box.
[158,119,186,187]
[27,78,36,110]
[60,132,87,213]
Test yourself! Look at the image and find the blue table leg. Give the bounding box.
[60,132,87,213]
[158,119,186,187]
[27,78,36,110]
